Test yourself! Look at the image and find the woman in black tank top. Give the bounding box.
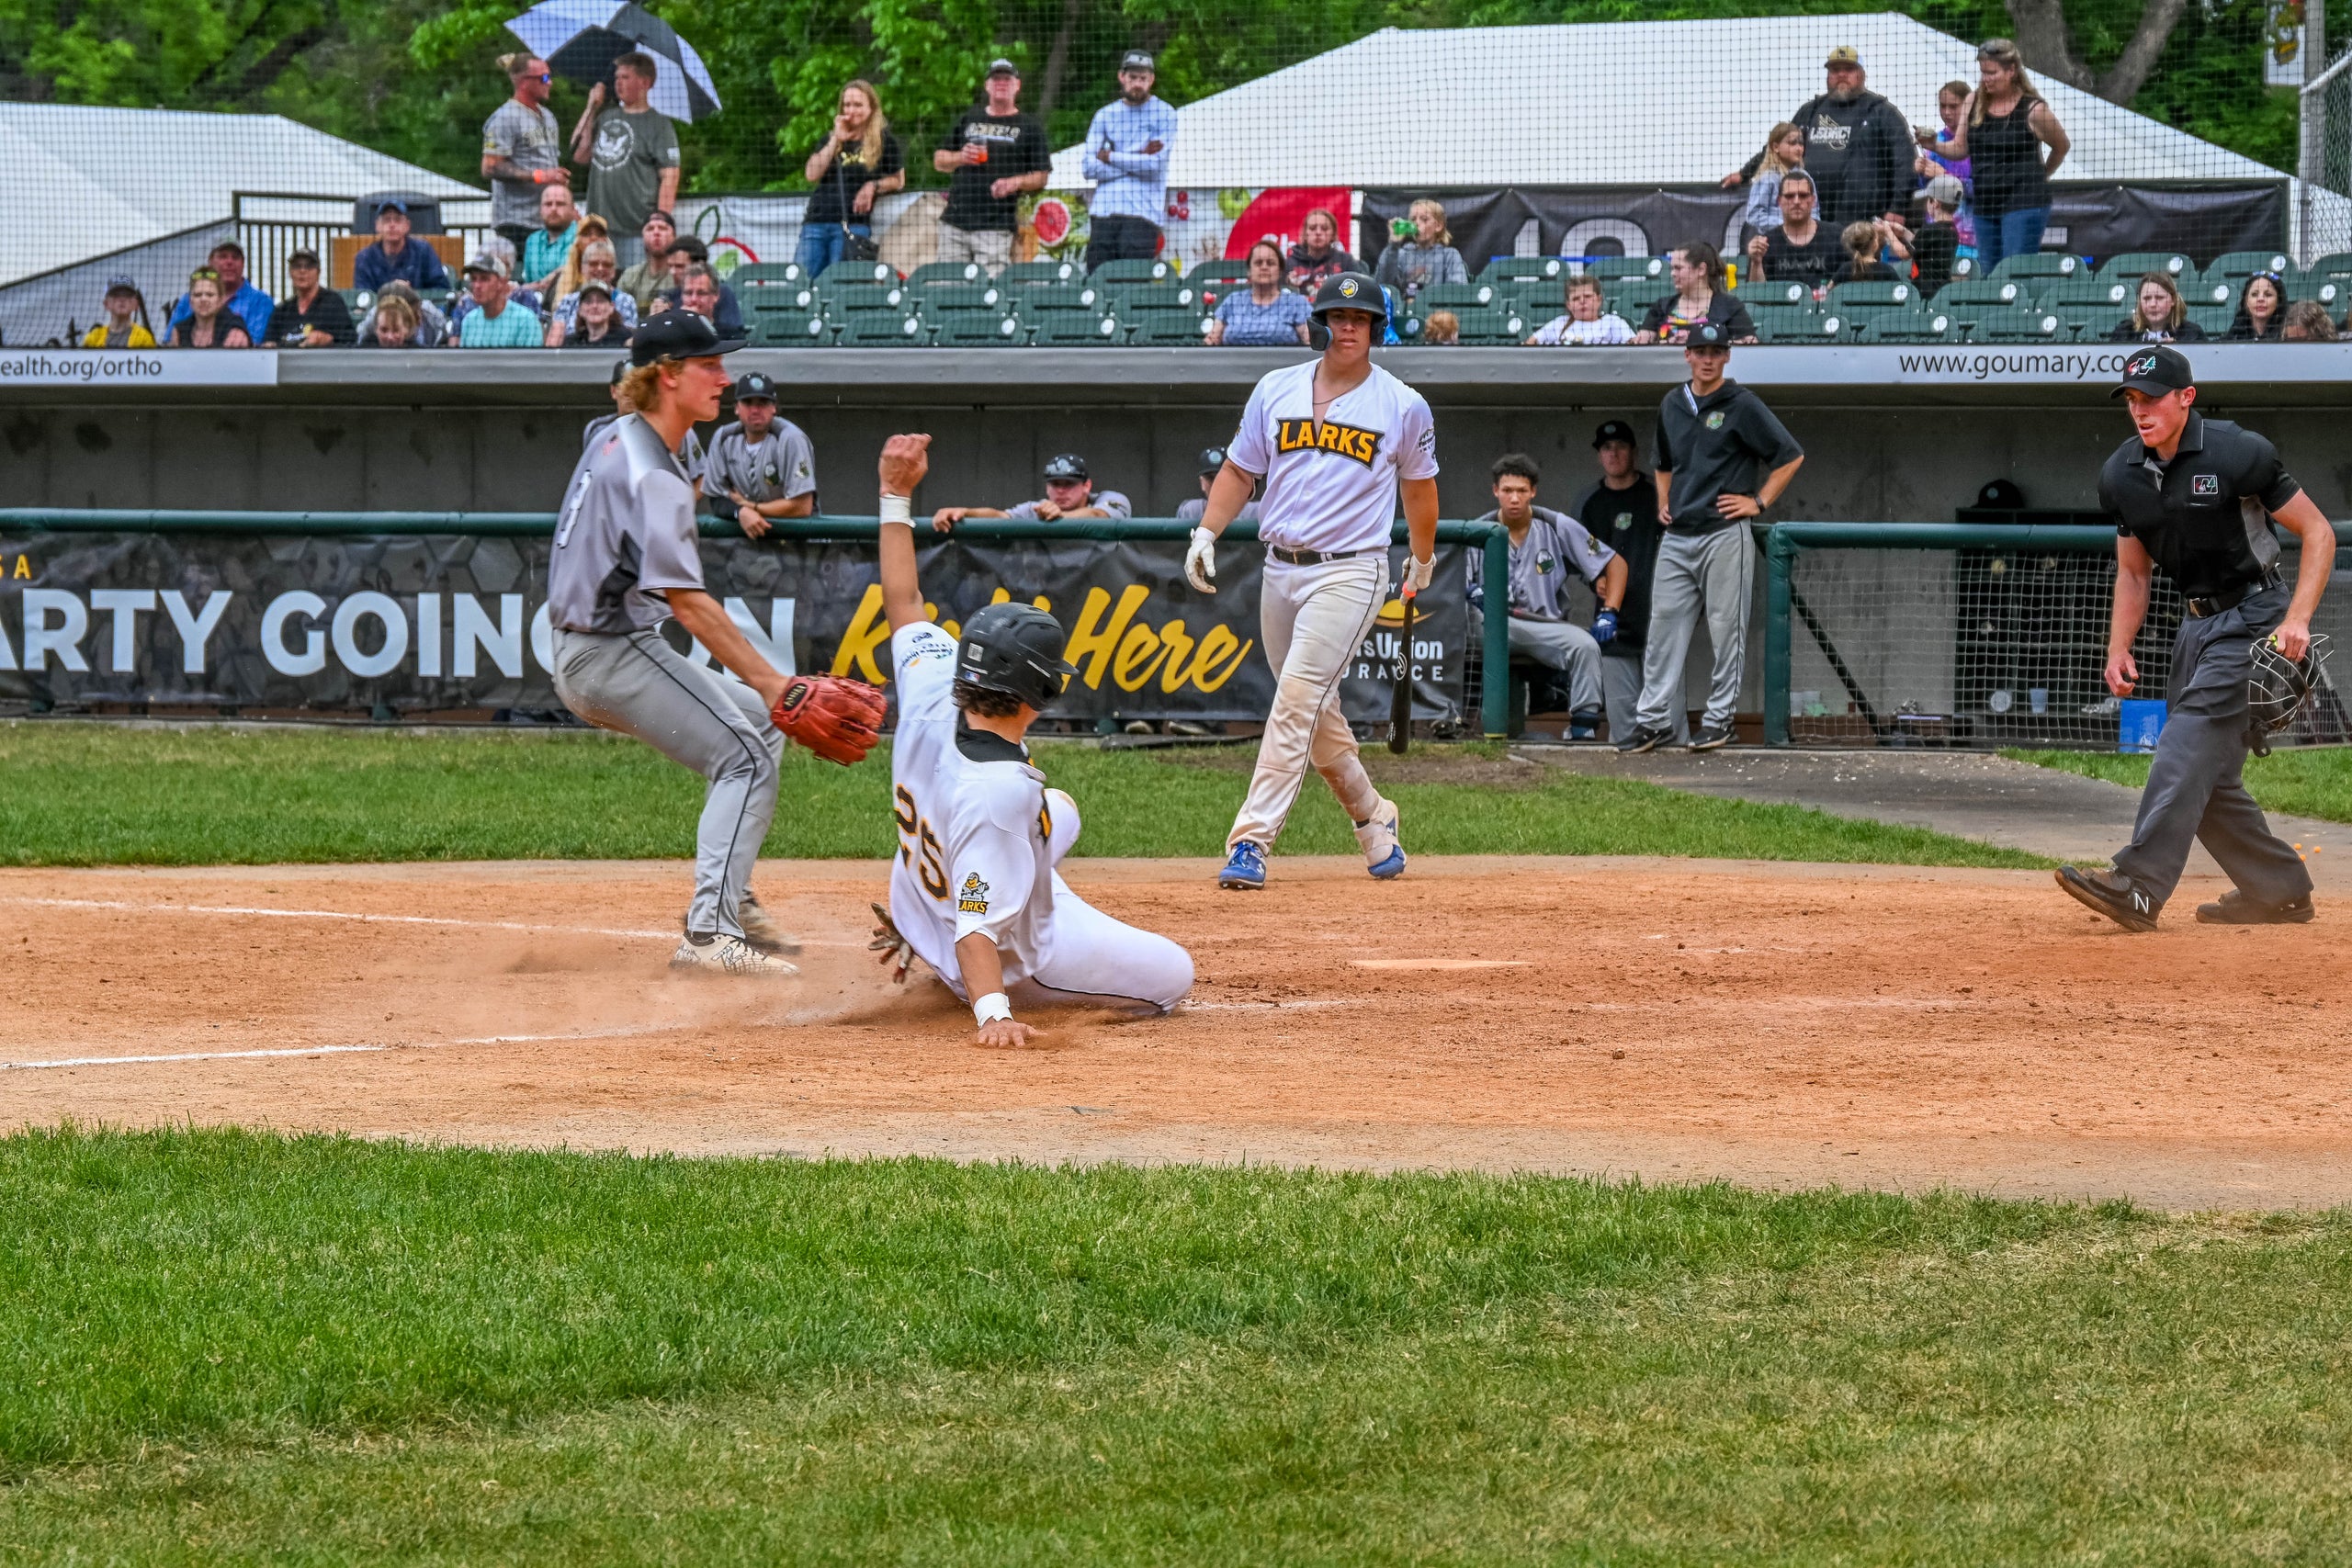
[1920,38,2069,276]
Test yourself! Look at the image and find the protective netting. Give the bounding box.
[8,6,2352,349]
[1781,540,2352,749]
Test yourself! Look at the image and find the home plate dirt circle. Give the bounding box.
[2,855,2345,1211]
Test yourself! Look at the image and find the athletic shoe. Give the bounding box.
[1355,796,1406,881]
[1615,724,1672,754]
[737,891,802,956]
[2195,888,2316,925]
[2054,865,2159,933]
[1217,840,1268,891]
[670,932,798,977]
[1568,708,1602,741]
[1687,725,1735,751]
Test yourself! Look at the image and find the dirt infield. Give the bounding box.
[4,856,2346,1211]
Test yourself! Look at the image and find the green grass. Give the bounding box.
[2007,745,2352,828]
[0,721,2044,868]
[1,1130,2348,1562]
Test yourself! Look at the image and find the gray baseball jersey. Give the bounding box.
[704,418,817,509]
[548,413,705,634]
[1005,489,1130,520]
[1177,496,1259,523]
[1465,505,1616,621]
[583,412,705,491]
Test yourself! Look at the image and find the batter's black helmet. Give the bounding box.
[1309,271,1387,322]
[956,602,1076,710]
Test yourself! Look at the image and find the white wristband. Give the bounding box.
[879,493,912,526]
[972,991,1012,1027]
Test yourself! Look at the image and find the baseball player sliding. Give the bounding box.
[1186,271,1440,891]
[865,433,1193,1046]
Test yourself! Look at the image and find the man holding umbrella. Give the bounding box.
[569,51,681,266]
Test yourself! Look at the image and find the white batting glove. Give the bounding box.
[1184,526,1218,594]
[1406,553,1435,592]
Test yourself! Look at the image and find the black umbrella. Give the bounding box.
[506,1,721,123]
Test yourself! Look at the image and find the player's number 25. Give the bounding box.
[894,784,950,900]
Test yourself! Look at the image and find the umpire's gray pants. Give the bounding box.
[1602,648,1688,743]
[1637,526,1753,732]
[2110,583,2312,912]
[550,626,783,940]
[1506,615,1603,713]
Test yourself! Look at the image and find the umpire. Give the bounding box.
[2057,346,2335,930]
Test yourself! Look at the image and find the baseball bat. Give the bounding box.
[1387,586,1415,755]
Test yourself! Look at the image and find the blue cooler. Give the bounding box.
[2119,697,2168,753]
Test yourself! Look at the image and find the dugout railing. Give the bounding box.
[1762,521,2352,750]
[0,511,1514,739]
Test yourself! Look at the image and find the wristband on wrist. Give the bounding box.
[879,493,912,526]
[973,991,1012,1027]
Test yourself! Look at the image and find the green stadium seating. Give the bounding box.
[733,262,809,288]
[1587,255,1666,281]
[1933,279,2023,318]
[929,313,1025,346]
[2095,251,2190,282]
[1733,278,1809,307]
[2179,276,2235,309]
[2204,250,2291,287]
[1116,282,1202,313]
[2187,303,2238,336]
[1826,279,1920,317]
[745,283,820,316]
[1604,281,1666,321]
[1969,307,2064,342]
[816,258,899,289]
[1854,312,1957,344]
[1016,284,1108,318]
[1418,281,1504,314]
[1126,311,1214,345]
[753,313,830,346]
[1185,260,1250,288]
[1945,254,1979,284]
[1447,307,1529,344]
[1747,303,1823,342]
[1029,311,1125,345]
[1001,259,1085,290]
[1091,257,1174,285]
[917,283,1006,316]
[833,311,925,345]
[1988,253,2082,287]
[2038,277,2130,312]
[907,260,991,291]
[1481,256,1573,286]
[829,282,910,318]
[2292,275,2346,311]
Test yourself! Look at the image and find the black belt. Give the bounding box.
[2185,566,2282,619]
[1267,545,1380,566]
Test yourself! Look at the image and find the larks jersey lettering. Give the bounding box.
[1226,361,1439,555]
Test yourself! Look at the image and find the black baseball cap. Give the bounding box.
[1121,50,1154,71]
[1684,322,1731,352]
[2114,344,2193,398]
[631,309,748,366]
[573,278,613,299]
[1309,271,1387,321]
[375,196,409,215]
[1592,419,1637,448]
[288,247,321,268]
[1043,452,1088,481]
[987,57,1018,76]
[1197,446,1228,476]
[732,370,778,401]
[609,358,629,386]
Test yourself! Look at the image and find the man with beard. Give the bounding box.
[1728,46,1913,230]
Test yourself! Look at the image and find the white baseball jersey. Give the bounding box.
[1226,360,1439,555]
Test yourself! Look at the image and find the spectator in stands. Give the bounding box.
[1788,46,1914,227]
[705,371,818,537]
[933,59,1051,272]
[1207,242,1312,345]
[2225,271,2287,341]
[353,199,453,294]
[1633,243,1755,344]
[616,210,674,312]
[1178,446,1258,523]
[553,280,632,349]
[1081,51,1177,271]
[2108,272,2203,344]
[2284,299,2338,341]
[169,269,252,348]
[1527,275,1636,345]
[1740,124,1805,241]
[652,238,745,333]
[1830,220,1909,286]
[1920,39,2068,276]
[167,241,273,343]
[482,53,568,254]
[1915,80,1978,261]
[1910,175,1963,296]
[1420,310,1462,345]
[660,257,746,341]
[546,241,639,344]
[1373,199,1467,304]
[571,51,680,267]
[797,79,905,276]
[1744,173,1843,295]
[1468,454,1627,740]
[449,252,542,348]
[1284,209,1362,292]
[266,249,356,347]
[1576,420,1679,745]
[359,292,424,349]
[545,213,613,314]
[520,183,581,294]
[932,453,1131,529]
[83,276,155,348]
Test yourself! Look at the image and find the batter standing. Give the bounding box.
[1186,272,1440,891]
[2057,346,2335,930]
[545,311,797,976]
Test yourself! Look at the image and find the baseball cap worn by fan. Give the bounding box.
[987,57,1018,76]
[631,308,748,366]
[2115,344,2193,397]
[1826,45,1861,67]
[1926,174,1964,207]
[463,249,510,279]
[1120,50,1154,71]
[1592,419,1637,447]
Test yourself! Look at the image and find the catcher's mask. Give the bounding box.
[956,602,1076,711]
[2247,630,2330,757]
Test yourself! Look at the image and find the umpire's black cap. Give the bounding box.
[956,602,1076,710]
[1309,272,1387,322]
[2114,344,2193,398]
[1197,446,1229,476]
[631,308,747,366]
[1042,452,1088,482]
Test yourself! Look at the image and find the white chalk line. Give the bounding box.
[0,1022,680,1074]
[0,897,861,948]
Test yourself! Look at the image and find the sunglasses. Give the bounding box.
[189,267,221,283]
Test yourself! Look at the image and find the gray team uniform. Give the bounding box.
[585,413,704,491]
[547,413,782,941]
[703,417,818,516]
[1466,505,1615,716]
[1005,489,1130,519]
[1177,496,1258,523]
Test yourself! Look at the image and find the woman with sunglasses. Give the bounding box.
[483,53,569,254]
[1920,39,2069,276]
[2227,272,2288,342]
[170,269,252,348]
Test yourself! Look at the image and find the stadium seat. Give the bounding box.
[2186,303,2238,336]
[1934,278,2021,313]
[2039,277,2129,312]
[1000,259,1084,291]
[816,258,899,289]
[2095,251,2190,282]
[2180,276,2235,308]
[1117,282,1201,313]
[917,283,1006,317]
[1969,307,2064,342]
[733,262,808,288]
[1017,284,1107,318]
[753,312,830,346]
[1605,281,1666,321]
[1185,260,1250,289]
[1029,311,1124,345]
[1747,304,1826,343]
[1091,257,1173,285]
[1587,255,1666,281]
[1733,278,1809,307]
[1482,256,1572,286]
[829,282,910,318]
[1988,254,2082,287]
[1854,312,1956,344]
[1419,281,1503,313]
[929,313,1024,347]
[833,311,925,345]
[907,260,990,291]
[1126,311,1213,345]
[2292,275,2346,310]
[1826,279,1919,317]
[1448,307,1528,344]
[1946,254,1978,283]
[2204,250,2291,287]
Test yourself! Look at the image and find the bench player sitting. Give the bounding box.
[1468,453,1628,740]
[866,434,1194,1045]
[931,452,1131,530]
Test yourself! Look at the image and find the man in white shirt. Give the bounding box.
[1525,274,1637,346]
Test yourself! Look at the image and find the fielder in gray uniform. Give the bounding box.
[704,370,818,538]
[586,355,706,492]
[1467,453,1627,739]
[546,310,798,977]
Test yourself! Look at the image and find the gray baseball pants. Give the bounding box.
[1506,616,1603,713]
[1602,649,1687,743]
[1637,526,1753,732]
[2110,582,2311,912]
[550,626,783,940]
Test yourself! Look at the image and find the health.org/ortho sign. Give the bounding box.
[0,350,282,389]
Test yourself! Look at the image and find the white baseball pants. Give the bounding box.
[1227,551,1388,852]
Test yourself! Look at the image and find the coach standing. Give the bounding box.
[1619,323,1803,754]
[1081,51,1176,271]
[2056,346,2334,930]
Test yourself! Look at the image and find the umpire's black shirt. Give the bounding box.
[1654,378,1804,535]
[2097,411,2301,600]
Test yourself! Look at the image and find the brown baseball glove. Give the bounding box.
[771,675,886,765]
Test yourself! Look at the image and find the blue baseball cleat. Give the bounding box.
[1217,840,1267,890]
[1356,795,1407,880]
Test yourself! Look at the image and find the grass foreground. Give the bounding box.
[2,1129,2349,1562]
[2008,743,2352,828]
[0,720,2044,869]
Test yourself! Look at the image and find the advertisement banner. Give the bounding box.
[0,348,281,390]
[0,531,1469,726]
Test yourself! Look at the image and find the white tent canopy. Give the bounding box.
[1050,14,2283,191]
[2,104,481,290]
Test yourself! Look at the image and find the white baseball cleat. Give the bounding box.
[1356,795,1406,880]
[737,892,802,956]
[669,933,798,978]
